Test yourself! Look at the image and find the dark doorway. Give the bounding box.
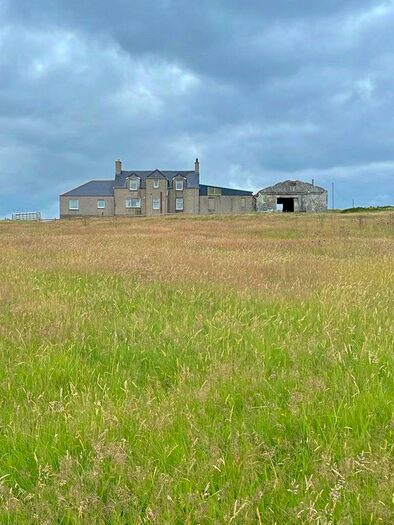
[277,197,295,212]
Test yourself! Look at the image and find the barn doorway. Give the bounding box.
[277,197,295,212]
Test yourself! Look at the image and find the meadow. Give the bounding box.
[0,212,393,524]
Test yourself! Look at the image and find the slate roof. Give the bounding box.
[60,180,114,197]
[199,184,253,196]
[114,170,199,189]
[257,180,327,195]
[60,171,252,197]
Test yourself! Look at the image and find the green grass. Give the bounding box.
[0,214,393,523]
[341,205,394,213]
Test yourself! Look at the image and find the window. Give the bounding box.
[176,198,184,211]
[68,199,79,210]
[207,187,222,196]
[126,198,141,208]
[175,179,184,191]
[129,179,139,191]
[97,199,105,209]
[152,198,160,210]
[153,179,159,189]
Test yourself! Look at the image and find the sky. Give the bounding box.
[0,0,393,217]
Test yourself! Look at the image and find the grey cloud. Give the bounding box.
[0,0,393,216]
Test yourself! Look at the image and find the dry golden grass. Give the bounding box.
[1,212,393,295]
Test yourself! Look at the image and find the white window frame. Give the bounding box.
[176,197,184,211]
[152,198,160,210]
[153,179,159,189]
[68,199,79,211]
[129,179,139,191]
[175,179,184,191]
[126,198,141,209]
[97,199,106,209]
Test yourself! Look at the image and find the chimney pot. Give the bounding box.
[195,158,200,175]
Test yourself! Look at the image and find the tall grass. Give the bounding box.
[0,213,393,524]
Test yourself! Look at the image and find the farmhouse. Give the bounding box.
[255,180,328,212]
[59,159,254,218]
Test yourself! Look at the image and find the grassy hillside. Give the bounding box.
[0,213,393,524]
[341,205,394,213]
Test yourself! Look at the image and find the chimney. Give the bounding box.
[312,178,315,186]
[195,158,200,175]
[115,159,122,176]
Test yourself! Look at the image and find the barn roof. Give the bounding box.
[199,184,253,196]
[257,180,327,195]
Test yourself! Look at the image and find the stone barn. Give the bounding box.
[255,180,328,213]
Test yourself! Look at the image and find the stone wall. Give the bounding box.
[145,179,169,216]
[60,190,255,218]
[114,188,145,216]
[114,186,199,216]
[168,188,199,214]
[60,196,115,218]
[199,195,255,215]
[300,192,328,212]
[256,192,327,212]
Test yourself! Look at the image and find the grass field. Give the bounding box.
[0,213,393,524]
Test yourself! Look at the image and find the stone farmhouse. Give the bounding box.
[255,180,328,212]
[59,159,329,217]
[59,159,254,218]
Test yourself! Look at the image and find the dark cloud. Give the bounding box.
[0,0,393,216]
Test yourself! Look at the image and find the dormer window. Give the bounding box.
[175,179,184,191]
[129,179,139,191]
[153,179,159,189]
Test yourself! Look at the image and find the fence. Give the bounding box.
[12,212,41,221]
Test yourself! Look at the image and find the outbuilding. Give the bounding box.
[255,180,328,213]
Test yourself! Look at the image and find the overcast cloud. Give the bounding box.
[1,0,393,216]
